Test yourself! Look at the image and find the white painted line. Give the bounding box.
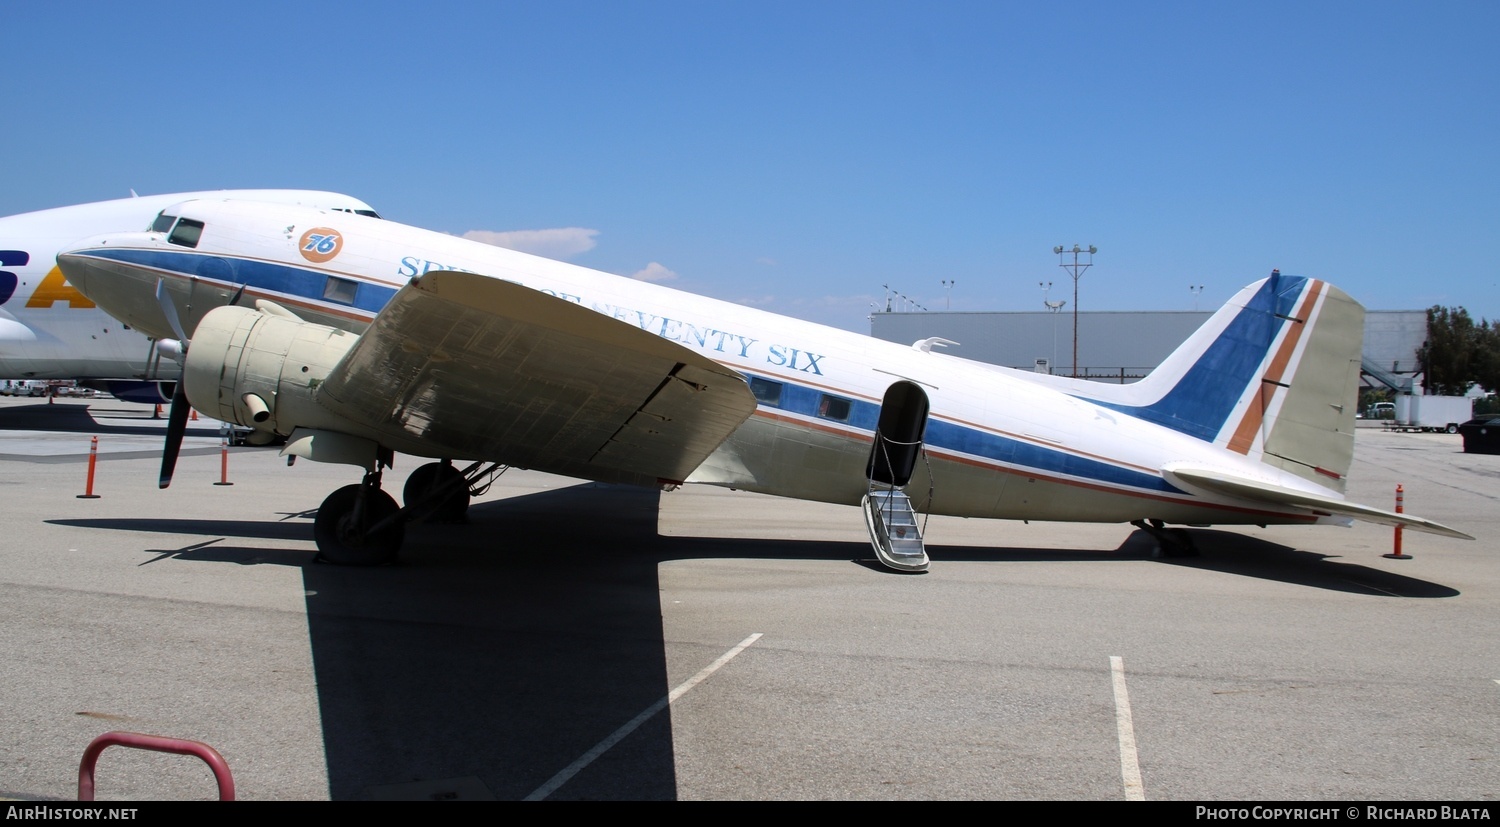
[1111,655,1146,801]
[524,632,764,801]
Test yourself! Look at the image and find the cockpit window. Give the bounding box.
[150,212,176,233]
[166,218,204,248]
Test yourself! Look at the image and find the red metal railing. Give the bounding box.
[78,731,235,801]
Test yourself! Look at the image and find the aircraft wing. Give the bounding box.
[1162,464,1474,540]
[314,271,757,487]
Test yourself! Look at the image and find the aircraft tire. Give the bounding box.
[403,462,471,523]
[314,484,403,565]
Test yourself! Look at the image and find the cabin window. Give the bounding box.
[818,393,851,422]
[323,276,358,304]
[748,377,782,406]
[150,212,176,233]
[166,218,204,248]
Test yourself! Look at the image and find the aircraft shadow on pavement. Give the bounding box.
[0,401,223,440]
[1160,529,1461,598]
[931,528,1459,598]
[46,481,1458,800]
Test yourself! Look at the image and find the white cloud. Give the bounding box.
[462,227,599,259]
[630,262,678,283]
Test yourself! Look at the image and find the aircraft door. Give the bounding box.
[867,380,930,487]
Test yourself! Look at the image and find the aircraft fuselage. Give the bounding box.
[59,199,1360,533]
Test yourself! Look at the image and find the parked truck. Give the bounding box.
[1390,394,1473,433]
[0,380,48,397]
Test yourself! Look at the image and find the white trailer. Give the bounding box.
[1391,394,1472,433]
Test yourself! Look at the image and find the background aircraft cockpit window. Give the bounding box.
[818,393,852,422]
[166,218,204,248]
[323,276,358,304]
[150,212,176,233]
[332,207,382,219]
[748,376,782,406]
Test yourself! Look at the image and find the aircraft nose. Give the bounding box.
[55,247,177,340]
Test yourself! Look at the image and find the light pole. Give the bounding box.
[1053,244,1096,377]
[1041,281,1066,375]
[1189,284,1204,311]
[942,279,955,310]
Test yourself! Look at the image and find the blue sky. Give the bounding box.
[4,2,1496,330]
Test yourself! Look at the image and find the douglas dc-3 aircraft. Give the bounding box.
[0,190,378,401]
[56,199,1471,570]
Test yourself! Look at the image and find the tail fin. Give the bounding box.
[1078,271,1364,493]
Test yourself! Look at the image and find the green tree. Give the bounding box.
[1418,306,1477,395]
[1473,319,1500,396]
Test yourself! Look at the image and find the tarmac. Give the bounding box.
[0,396,1495,801]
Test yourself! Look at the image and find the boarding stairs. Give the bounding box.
[862,430,932,572]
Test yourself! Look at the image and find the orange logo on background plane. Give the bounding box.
[299,227,343,263]
[24,267,96,309]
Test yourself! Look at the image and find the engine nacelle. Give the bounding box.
[183,305,359,440]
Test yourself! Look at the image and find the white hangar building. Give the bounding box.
[868,308,1427,388]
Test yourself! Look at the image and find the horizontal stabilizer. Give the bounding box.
[1163,464,1474,541]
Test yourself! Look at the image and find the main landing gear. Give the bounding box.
[402,460,470,524]
[312,458,507,565]
[314,467,404,566]
[1130,518,1200,558]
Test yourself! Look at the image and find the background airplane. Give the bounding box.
[0,189,379,402]
[57,199,1472,570]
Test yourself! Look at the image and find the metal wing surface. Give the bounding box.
[1162,464,1475,540]
[315,271,757,486]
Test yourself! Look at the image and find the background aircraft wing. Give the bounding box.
[315,271,757,486]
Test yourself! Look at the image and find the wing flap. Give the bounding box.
[315,271,757,485]
[1163,464,1474,540]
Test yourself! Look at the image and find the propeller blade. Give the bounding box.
[228,283,246,306]
[159,381,190,489]
[154,279,189,342]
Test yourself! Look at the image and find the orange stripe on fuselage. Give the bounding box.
[1226,280,1325,455]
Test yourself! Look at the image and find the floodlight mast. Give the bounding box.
[1053,244,1096,377]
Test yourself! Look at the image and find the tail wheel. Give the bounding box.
[314,484,403,565]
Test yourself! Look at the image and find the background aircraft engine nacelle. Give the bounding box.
[182,306,358,439]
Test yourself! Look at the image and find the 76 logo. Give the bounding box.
[298,228,343,263]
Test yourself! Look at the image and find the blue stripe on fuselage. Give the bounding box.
[744,372,1178,494]
[76,248,397,316]
[1092,273,1308,441]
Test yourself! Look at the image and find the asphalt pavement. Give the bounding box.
[0,396,1495,801]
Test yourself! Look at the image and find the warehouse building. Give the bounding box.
[868,308,1427,387]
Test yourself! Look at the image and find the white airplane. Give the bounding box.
[56,198,1471,570]
[0,190,379,401]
